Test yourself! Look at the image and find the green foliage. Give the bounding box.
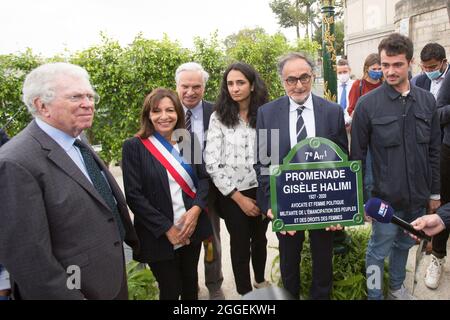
[191,32,227,102]
[269,0,320,39]
[227,31,291,100]
[126,260,159,300]
[314,20,345,57]
[70,33,191,163]
[0,30,321,163]
[270,226,389,300]
[0,49,42,137]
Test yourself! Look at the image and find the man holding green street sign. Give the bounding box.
[255,52,356,300]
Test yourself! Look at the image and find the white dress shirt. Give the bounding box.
[0,265,9,291]
[430,65,449,99]
[289,94,316,149]
[337,79,355,110]
[167,145,188,250]
[183,102,205,151]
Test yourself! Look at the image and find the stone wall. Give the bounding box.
[344,0,450,77]
[395,0,450,74]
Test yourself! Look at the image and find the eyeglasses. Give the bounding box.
[65,93,100,104]
[284,74,312,86]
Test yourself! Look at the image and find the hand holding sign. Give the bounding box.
[270,138,364,233]
[267,209,297,236]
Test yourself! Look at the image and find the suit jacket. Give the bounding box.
[413,67,450,92]
[0,128,9,147]
[254,94,348,213]
[202,100,214,132]
[412,73,432,91]
[0,121,139,300]
[122,136,212,264]
[437,70,450,147]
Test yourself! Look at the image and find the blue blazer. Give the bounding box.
[254,94,348,213]
[122,136,212,263]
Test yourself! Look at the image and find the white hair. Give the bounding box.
[175,62,209,86]
[22,62,93,117]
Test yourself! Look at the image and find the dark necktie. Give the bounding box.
[185,110,193,133]
[340,83,347,109]
[73,139,125,240]
[296,106,307,142]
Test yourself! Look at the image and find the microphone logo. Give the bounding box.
[378,203,389,217]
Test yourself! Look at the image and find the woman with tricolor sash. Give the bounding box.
[204,62,270,296]
[122,88,212,300]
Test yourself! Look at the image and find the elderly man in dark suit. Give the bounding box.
[0,62,139,300]
[254,52,348,300]
[175,62,224,300]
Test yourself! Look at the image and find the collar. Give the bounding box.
[289,94,313,112]
[35,118,79,152]
[183,101,203,118]
[435,64,449,82]
[383,81,417,102]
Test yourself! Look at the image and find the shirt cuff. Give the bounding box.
[430,194,441,201]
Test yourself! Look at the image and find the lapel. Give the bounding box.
[29,121,112,212]
[312,94,326,138]
[202,100,213,132]
[149,146,172,201]
[278,96,291,159]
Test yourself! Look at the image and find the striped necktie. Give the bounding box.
[73,139,125,240]
[185,110,192,133]
[296,106,307,142]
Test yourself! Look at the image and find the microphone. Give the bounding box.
[365,198,431,241]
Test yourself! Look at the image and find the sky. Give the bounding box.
[0,0,298,57]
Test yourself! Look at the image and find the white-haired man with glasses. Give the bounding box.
[0,62,139,299]
[254,52,348,300]
[175,62,225,300]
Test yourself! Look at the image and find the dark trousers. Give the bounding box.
[149,242,201,300]
[277,229,334,300]
[218,188,269,295]
[432,143,450,258]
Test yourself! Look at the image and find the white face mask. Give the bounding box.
[338,73,350,84]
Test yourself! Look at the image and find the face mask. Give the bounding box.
[425,70,443,81]
[338,73,350,84]
[368,70,383,81]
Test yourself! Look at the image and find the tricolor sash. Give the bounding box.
[140,133,198,199]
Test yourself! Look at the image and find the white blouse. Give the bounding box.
[204,111,258,196]
[167,144,187,250]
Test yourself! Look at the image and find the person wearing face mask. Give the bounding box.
[418,43,450,291]
[336,59,355,128]
[346,53,383,202]
[347,53,383,118]
[411,42,449,99]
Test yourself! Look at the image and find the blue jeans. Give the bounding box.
[365,208,424,300]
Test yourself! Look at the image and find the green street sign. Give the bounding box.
[270,137,364,232]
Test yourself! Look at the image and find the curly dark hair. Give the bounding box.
[214,62,268,129]
[378,33,414,61]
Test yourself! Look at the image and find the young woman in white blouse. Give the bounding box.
[205,62,270,295]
